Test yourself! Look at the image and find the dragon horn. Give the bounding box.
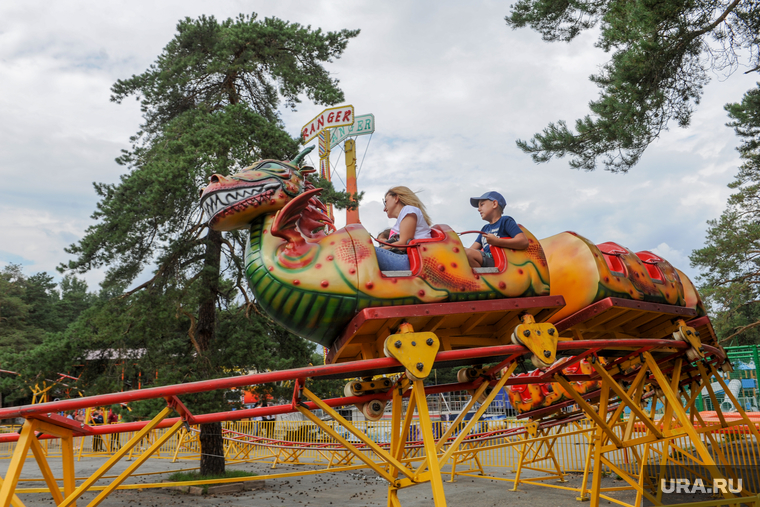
[291,146,315,168]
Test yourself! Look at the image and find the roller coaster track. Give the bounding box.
[0,298,757,507]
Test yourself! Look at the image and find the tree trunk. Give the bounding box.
[199,422,225,475]
[197,228,225,476]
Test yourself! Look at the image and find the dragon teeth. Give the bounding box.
[202,184,278,218]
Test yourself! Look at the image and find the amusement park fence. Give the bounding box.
[2,415,758,487]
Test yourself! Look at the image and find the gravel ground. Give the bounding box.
[0,455,724,506]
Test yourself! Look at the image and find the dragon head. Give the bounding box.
[200,146,317,231]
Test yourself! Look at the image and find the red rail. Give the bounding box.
[0,339,719,444]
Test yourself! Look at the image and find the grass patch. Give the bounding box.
[167,470,257,494]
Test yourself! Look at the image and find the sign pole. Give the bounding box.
[345,139,360,225]
[318,129,331,180]
[318,129,333,220]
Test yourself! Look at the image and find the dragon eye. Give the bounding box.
[255,162,291,176]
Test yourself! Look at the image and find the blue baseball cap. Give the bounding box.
[470,191,506,208]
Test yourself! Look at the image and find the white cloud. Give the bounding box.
[651,243,690,272]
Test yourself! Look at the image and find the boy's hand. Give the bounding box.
[482,233,497,245]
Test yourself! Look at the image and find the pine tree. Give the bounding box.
[691,83,760,344]
[22,272,60,334]
[0,266,97,406]
[59,13,359,475]
[506,0,760,172]
[0,265,45,351]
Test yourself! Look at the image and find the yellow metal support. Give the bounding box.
[634,442,653,507]
[577,427,593,502]
[29,436,63,505]
[674,319,704,359]
[448,450,485,482]
[295,401,400,484]
[512,314,560,365]
[57,405,174,507]
[88,419,184,507]
[433,362,518,472]
[389,382,408,464]
[406,379,448,505]
[61,433,76,502]
[383,331,440,380]
[554,375,624,448]
[388,382,415,507]
[689,394,743,488]
[591,360,662,439]
[564,355,669,507]
[301,390,411,479]
[644,353,736,502]
[588,379,610,507]
[434,379,491,455]
[0,420,41,507]
[511,424,567,491]
[0,478,23,507]
[172,427,187,463]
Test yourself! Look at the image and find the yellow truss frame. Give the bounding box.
[0,406,183,507]
[3,325,758,507]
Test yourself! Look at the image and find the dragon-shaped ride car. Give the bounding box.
[200,147,705,353]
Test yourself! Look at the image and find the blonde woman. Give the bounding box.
[375,186,432,271]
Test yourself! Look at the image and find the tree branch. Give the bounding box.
[684,0,742,43]
[176,304,203,356]
[719,319,760,344]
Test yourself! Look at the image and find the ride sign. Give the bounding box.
[301,105,354,143]
[330,114,375,149]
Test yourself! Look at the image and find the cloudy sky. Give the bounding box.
[1,1,757,290]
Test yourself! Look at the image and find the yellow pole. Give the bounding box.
[645,354,736,502]
[88,420,184,507]
[58,406,174,507]
[412,380,448,506]
[0,420,38,507]
[318,129,333,221]
[172,427,187,463]
[61,434,76,504]
[345,139,360,224]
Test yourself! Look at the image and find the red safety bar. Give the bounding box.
[408,227,446,274]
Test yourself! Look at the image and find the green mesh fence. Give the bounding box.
[696,345,760,413]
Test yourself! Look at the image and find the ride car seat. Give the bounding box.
[597,242,628,275]
[407,227,447,274]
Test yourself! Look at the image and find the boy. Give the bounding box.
[465,191,528,268]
